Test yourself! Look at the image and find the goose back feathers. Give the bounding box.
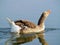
[15,20,36,28]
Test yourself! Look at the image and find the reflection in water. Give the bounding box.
[5,30,48,45]
[0,28,60,45]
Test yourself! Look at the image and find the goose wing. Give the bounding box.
[15,20,36,28]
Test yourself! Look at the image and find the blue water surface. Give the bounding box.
[0,28,60,45]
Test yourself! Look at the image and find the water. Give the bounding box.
[0,28,60,45]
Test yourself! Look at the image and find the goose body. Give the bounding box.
[7,10,50,35]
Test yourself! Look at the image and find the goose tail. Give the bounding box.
[6,17,15,25]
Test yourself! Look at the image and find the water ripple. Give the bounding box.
[0,28,60,39]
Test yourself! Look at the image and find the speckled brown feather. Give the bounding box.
[15,20,36,28]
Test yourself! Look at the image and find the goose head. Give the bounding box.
[43,10,51,17]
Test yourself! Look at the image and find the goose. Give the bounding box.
[21,10,51,34]
[6,10,51,45]
[7,10,50,35]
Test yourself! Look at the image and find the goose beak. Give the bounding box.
[6,17,14,25]
[47,10,51,14]
[44,10,51,17]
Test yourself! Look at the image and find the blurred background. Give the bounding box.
[0,0,60,28]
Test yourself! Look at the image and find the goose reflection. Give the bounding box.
[12,31,47,45]
[6,10,51,45]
